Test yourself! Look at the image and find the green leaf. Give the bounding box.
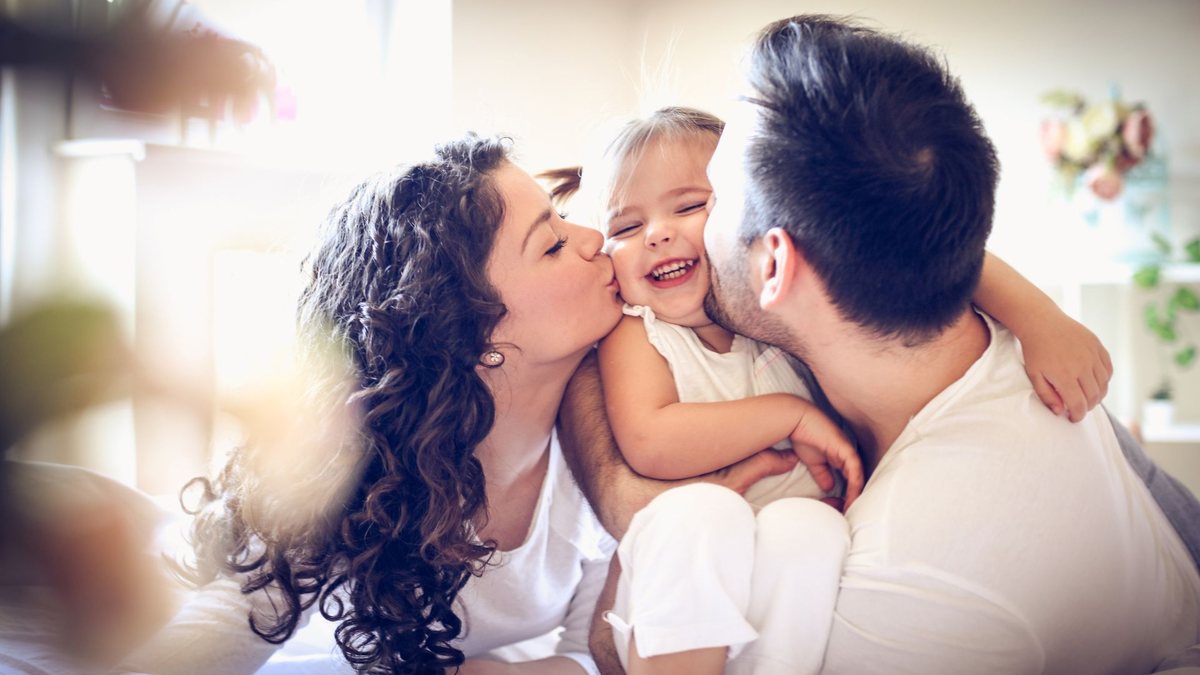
[1146,304,1178,341]
[1173,287,1200,311]
[1145,303,1161,330]
[1133,265,1161,289]
[1175,345,1196,368]
[1151,231,1172,256]
[1186,238,1200,263]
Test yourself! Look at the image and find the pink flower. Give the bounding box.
[1084,164,1124,201]
[1122,109,1154,160]
[1040,119,1066,161]
[1115,153,1139,174]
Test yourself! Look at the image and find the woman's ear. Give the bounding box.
[757,227,800,311]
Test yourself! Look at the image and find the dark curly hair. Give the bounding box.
[183,134,513,673]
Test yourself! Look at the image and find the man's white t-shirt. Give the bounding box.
[816,312,1200,674]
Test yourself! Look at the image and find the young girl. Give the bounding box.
[546,107,1114,674]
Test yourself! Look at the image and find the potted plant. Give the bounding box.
[1134,234,1200,426]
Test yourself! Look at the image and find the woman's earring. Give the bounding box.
[480,350,505,368]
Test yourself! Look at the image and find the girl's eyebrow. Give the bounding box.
[661,185,711,199]
[607,185,712,222]
[606,204,636,223]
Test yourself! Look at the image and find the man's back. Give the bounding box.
[823,313,1200,674]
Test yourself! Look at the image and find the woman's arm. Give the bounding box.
[973,252,1113,422]
[119,573,292,675]
[458,656,588,674]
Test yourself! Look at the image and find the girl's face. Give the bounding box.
[604,135,717,327]
[487,162,623,367]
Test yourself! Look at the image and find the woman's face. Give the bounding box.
[486,162,622,367]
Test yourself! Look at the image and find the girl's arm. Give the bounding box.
[558,351,803,540]
[597,316,859,497]
[973,252,1113,422]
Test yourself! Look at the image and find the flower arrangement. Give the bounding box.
[1040,89,1154,201]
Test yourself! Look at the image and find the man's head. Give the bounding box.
[704,15,998,349]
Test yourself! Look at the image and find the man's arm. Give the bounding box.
[586,556,624,675]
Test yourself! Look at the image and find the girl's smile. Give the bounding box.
[647,257,699,287]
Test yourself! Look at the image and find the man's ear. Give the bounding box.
[757,227,800,311]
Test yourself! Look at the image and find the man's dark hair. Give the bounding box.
[743,15,999,342]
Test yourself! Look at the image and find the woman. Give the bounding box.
[124,135,631,674]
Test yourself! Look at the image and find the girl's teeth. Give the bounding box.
[651,260,695,280]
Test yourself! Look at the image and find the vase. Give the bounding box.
[1142,398,1175,432]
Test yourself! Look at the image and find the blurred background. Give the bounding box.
[2,0,1198,498]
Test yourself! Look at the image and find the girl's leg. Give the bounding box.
[608,483,759,675]
[729,498,850,675]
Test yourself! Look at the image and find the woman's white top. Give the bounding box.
[120,431,615,675]
[624,304,826,507]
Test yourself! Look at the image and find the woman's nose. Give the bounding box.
[573,222,605,259]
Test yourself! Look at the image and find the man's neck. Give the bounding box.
[804,310,991,476]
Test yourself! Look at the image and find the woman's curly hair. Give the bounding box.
[183,134,513,673]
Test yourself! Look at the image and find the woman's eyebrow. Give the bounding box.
[521,208,554,253]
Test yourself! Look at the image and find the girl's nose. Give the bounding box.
[644,219,673,248]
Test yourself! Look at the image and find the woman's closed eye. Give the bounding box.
[545,235,569,256]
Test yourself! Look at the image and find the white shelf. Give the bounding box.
[1163,264,1200,284]
[1143,420,1200,444]
[1050,262,1200,286]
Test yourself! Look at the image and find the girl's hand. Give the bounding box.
[789,404,864,509]
[1019,314,1113,423]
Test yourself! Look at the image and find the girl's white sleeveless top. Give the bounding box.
[624,304,827,507]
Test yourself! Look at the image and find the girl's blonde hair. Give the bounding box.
[539,106,725,222]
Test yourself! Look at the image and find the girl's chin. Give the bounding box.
[658,308,712,328]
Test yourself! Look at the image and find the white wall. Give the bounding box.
[451,0,642,173]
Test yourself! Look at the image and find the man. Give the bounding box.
[701,14,1199,673]
[560,14,1200,675]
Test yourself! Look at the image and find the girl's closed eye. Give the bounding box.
[676,201,708,215]
[609,222,643,239]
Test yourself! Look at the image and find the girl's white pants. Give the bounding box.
[605,483,849,675]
